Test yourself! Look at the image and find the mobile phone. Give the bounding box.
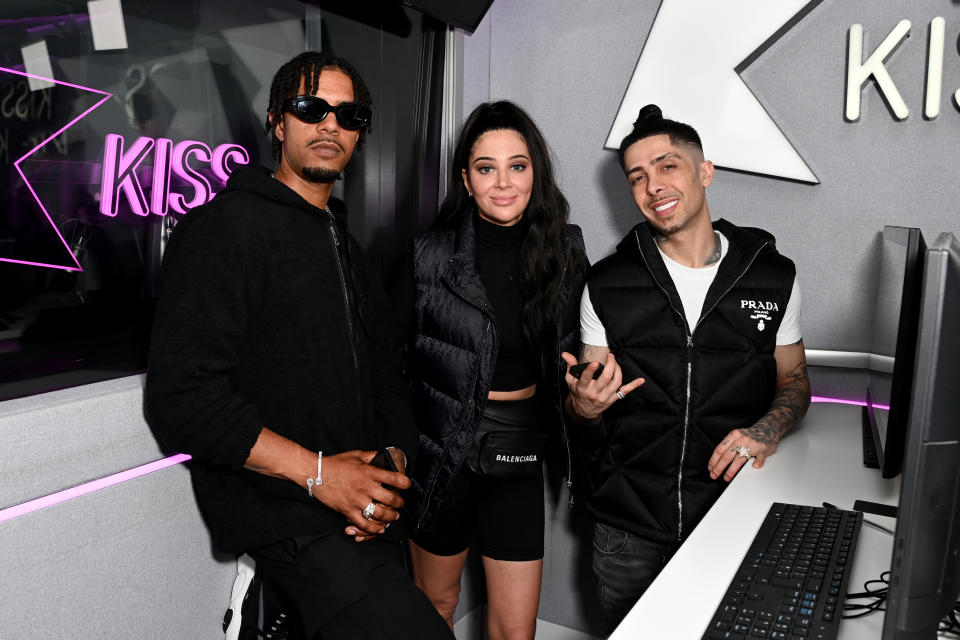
[371,448,397,472]
[371,447,405,492]
[569,362,605,380]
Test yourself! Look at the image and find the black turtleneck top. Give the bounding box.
[473,212,538,391]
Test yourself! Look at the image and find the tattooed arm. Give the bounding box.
[743,340,811,447]
[707,339,811,482]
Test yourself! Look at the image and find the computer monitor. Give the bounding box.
[882,232,960,639]
[862,225,926,478]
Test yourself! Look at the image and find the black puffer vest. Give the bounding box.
[407,211,586,532]
[587,219,796,544]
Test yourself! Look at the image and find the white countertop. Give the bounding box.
[610,402,900,639]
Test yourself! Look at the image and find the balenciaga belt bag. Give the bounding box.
[467,398,546,479]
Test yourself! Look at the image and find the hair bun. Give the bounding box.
[633,104,663,127]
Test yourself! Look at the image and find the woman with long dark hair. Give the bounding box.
[398,101,587,639]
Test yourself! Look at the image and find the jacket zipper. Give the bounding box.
[678,334,693,540]
[680,244,767,538]
[326,214,359,379]
[633,230,691,541]
[635,231,767,542]
[554,262,576,507]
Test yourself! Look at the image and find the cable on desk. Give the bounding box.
[842,570,888,619]
[840,571,960,635]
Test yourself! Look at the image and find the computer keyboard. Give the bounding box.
[702,502,863,640]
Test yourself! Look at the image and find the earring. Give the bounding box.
[467,191,473,197]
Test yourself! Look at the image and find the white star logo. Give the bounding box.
[606,0,822,183]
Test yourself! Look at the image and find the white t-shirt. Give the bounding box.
[580,231,802,346]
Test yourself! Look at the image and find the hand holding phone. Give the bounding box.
[569,361,605,380]
[371,447,399,472]
[370,446,406,492]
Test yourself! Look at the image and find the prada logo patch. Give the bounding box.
[740,299,779,332]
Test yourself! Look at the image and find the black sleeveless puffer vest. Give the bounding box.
[587,219,796,544]
[406,211,586,532]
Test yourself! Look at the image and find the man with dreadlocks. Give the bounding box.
[145,52,453,639]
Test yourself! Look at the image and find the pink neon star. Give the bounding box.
[2,65,112,271]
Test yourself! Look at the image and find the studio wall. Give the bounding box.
[460,0,960,634]
[463,0,959,352]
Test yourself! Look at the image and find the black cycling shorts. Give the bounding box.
[410,463,545,562]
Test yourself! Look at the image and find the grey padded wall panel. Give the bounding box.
[0,376,234,638]
[462,8,492,122]
[0,376,165,509]
[808,367,869,402]
[0,462,234,639]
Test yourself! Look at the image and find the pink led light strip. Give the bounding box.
[0,399,882,525]
[0,453,191,524]
[811,396,889,411]
[1,64,112,271]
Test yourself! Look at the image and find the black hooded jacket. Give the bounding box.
[144,165,417,554]
[586,219,796,544]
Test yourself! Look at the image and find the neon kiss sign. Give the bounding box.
[98,134,249,217]
[0,64,250,271]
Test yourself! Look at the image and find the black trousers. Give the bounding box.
[249,532,453,640]
[592,521,678,634]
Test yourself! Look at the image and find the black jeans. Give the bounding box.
[592,521,677,634]
[249,533,453,640]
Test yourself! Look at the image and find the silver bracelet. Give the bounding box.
[306,450,323,497]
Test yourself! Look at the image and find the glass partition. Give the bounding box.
[0,0,445,399]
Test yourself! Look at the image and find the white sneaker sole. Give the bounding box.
[224,554,257,640]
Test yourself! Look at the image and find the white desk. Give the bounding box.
[610,402,900,639]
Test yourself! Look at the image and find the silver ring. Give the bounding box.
[362,502,376,520]
[616,389,626,400]
[735,444,752,459]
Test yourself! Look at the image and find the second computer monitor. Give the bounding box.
[882,231,960,639]
[863,225,926,478]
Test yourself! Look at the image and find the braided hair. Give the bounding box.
[264,51,373,162]
[617,104,702,170]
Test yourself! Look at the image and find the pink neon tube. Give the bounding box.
[0,400,880,524]
[0,453,191,524]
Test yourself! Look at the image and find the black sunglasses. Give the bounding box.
[281,95,371,130]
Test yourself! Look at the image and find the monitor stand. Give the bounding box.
[861,406,880,469]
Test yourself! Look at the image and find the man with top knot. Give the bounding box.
[562,104,810,632]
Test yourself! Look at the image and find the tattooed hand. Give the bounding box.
[707,342,810,482]
[707,428,780,482]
